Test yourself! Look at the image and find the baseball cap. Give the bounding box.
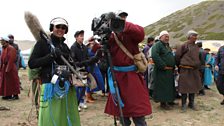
[0,36,10,42]
[51,17,68,26]
[74,30,84,37]
[115,10,128,17]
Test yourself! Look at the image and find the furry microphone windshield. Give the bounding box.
[24,11,45,41]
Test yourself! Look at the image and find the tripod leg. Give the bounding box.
[114,116,117,126]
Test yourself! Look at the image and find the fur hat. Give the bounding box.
[187,30,198,38]
[159,30,169,39]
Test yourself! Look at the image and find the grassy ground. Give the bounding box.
[0,69,224,126]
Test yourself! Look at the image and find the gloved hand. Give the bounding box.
[50,48,62,58]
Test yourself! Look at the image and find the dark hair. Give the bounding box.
[147,36,154,42]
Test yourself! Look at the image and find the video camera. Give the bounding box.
[91,12,125,44]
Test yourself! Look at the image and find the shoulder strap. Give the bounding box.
[114,33,134,59]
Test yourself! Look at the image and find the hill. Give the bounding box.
[144,0,224,46]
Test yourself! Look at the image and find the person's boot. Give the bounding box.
[160,102,171,110]
[86,93,94,103]
[12,95,19,100]
[89,93,97,100]
[149,89,153,98]
[188,93,198,111]
[199,89,205,96]
[181,94,187,112]
[204,85,210,90]
[2,96,12,100]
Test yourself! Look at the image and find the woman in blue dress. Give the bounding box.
[84,40,105,103]
[204,48,215,89]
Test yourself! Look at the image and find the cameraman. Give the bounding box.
[103,11,152,126]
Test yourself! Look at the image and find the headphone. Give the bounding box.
[49,17,69,34]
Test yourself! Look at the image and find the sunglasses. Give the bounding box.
[55,25,67,30]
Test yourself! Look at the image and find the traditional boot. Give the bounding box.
[199,89,205,96]
[188,93,198,111]
[160,102,171,110]
[86,93,94,103]
[181,94,187,112]
[90,93,97,100]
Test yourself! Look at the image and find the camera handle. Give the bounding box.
[102,40,125,126]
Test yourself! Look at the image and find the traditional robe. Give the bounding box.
[0,45,20,96]
[151,41,176,102]
[215,46,224,95]
[104,22,152,117]
[175,42,202,93]
[204,53,214,86]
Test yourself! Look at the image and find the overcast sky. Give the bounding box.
[0,0,203,46]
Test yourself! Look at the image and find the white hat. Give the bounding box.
[159,30,169,39]
[115,10,128,17]
[0,36,10,42]
[187,30,198,38]
[51,17,68,26]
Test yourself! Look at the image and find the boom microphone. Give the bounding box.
[24,11,45,41]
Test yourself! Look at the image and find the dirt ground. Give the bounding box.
[0,69,224,126]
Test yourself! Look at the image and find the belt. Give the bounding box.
[113,65,137,72]
[205,64,211,68]
[106,65,136,108]
[179,65,194,69]
[164,66,174,70]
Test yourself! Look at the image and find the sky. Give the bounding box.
[0,0,203,47]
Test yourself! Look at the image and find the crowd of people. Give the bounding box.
[143,30,224,113]
[0,10,224,126]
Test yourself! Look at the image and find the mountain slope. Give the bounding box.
[144,0,224,46]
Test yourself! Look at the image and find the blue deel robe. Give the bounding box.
[204,53,214,86]
[86,48,105,93]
